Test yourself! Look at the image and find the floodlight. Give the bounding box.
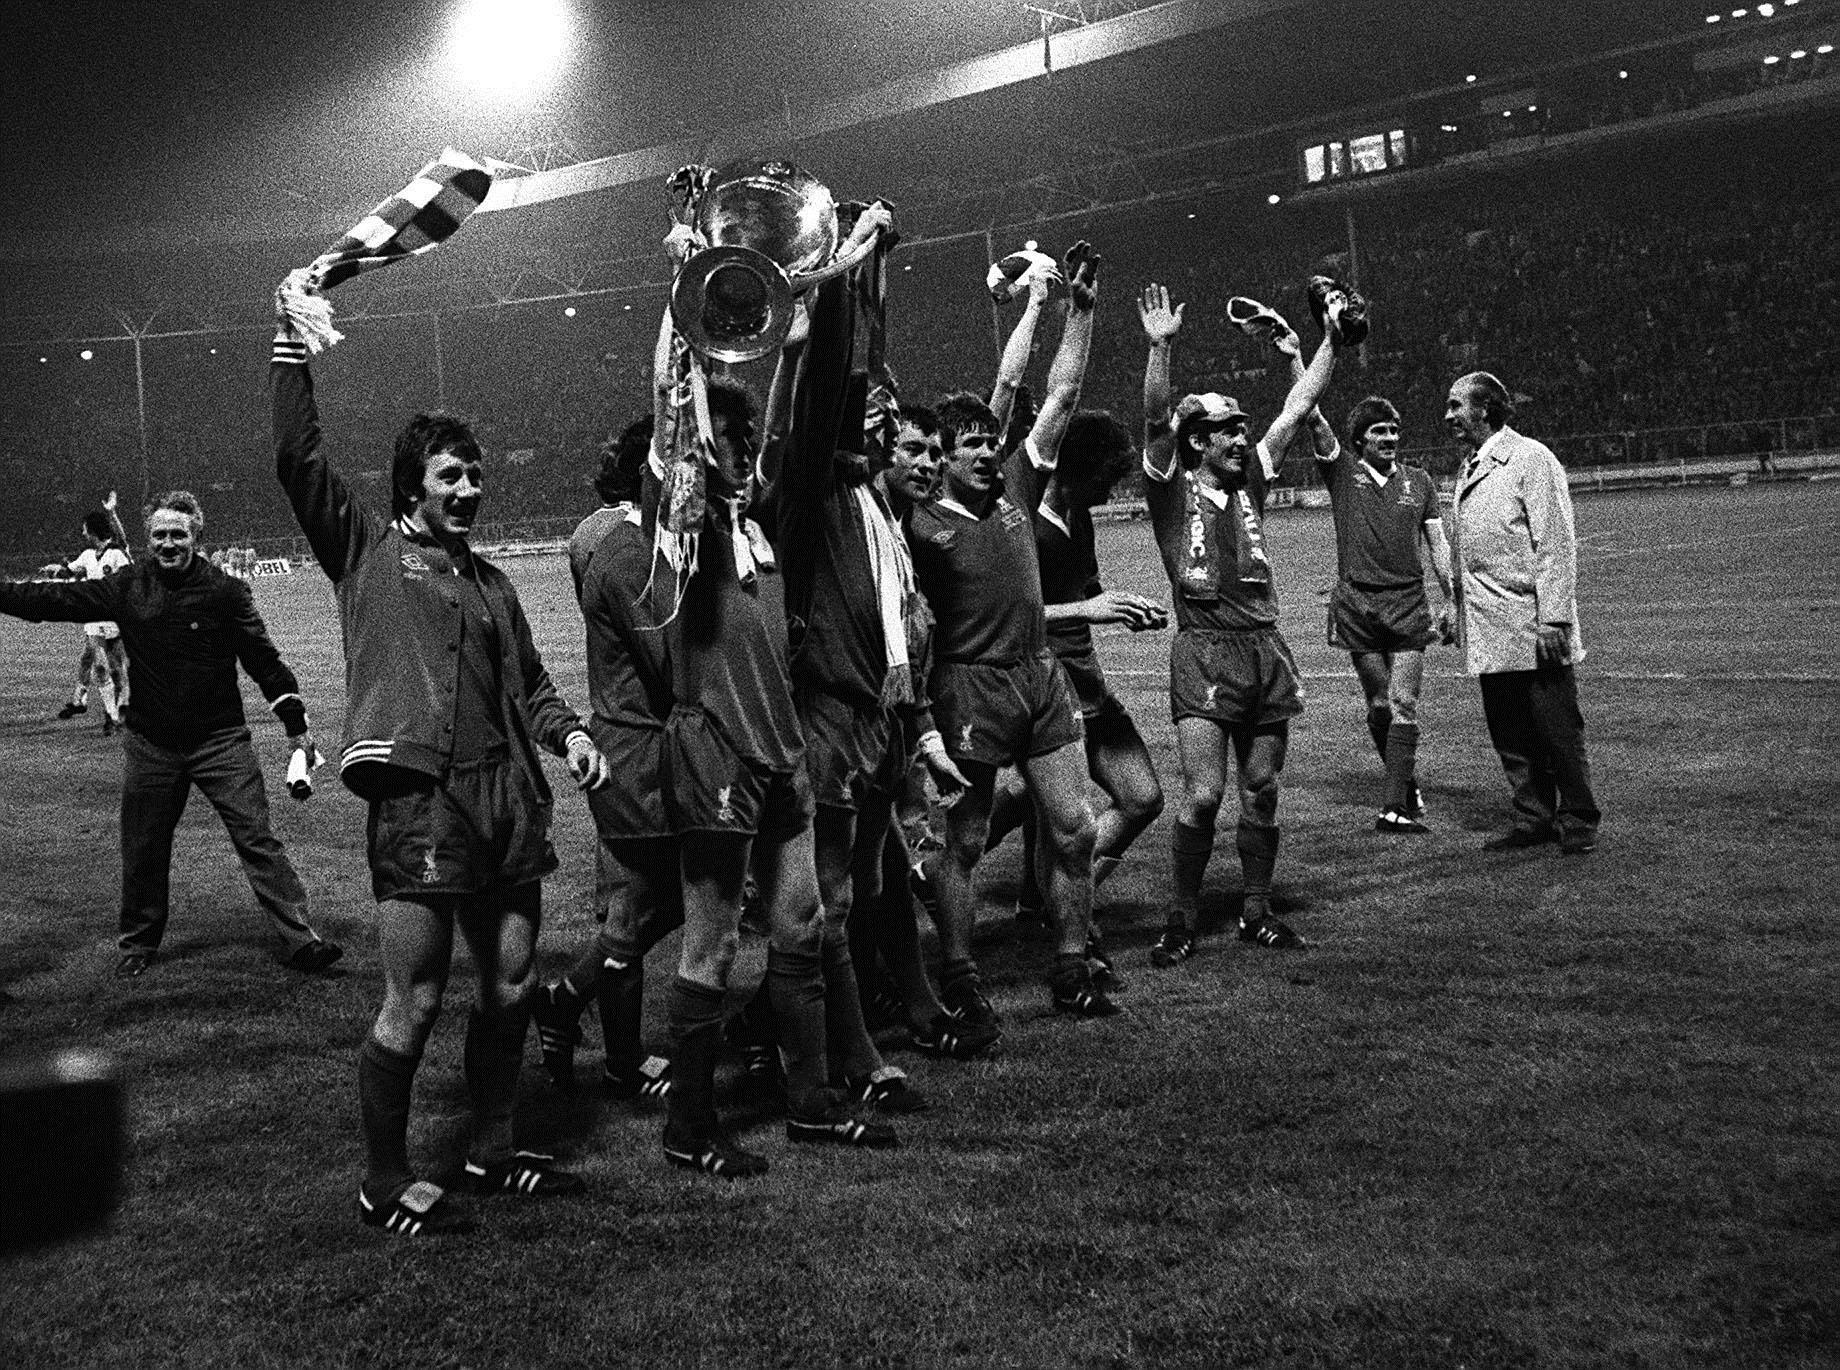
[80,350,94,361]
[1763,53,1780,62]
[1820,44,1834,54]
[1732,9,1746,17]
[1266,194,1281,205]
[1707,13,1720,21]
[1791,49,1806,58]
[564,306,577,317]
[1619,69,1629,78]
[1465,73,1477,83]
[450,0,570,93]
[1758,2,1774,12]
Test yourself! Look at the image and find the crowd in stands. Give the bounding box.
[2,119,1834,559]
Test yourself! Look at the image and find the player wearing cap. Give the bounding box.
[1136,281,1347,965]
[1320,396,1454,833]
[906,242,1114,1025]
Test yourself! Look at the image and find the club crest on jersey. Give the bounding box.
[959,722,976,752]
[421,848,440,884]
[401,552,431,573]
[1204,684,1220,710]
[930,529,955,547]
[714,786,737,825]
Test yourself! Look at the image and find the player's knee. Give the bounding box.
[1239,772,1281,824]
[942,824,985,872]
[384,981,444,1040]
[482,967,537,1015]
[683,927,741,984]
[821,884,855,937]
[1046,805,1097,867]
[1389,694,1419,726]
[1181,779,1224,826]
[1120,777,1165,827]
[769,913,822,956]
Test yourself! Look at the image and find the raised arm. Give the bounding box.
[103,490,129,549]
[651,302,680,465]
[755,300,810,491]
[1264,317,1338,469]
[1025,242,1100,470]
[272,333,380,584]
[1138,283,1185,482]
[1259,327,1340,470]
[990,272,1051,433]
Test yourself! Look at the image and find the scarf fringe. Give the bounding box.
[275,266,344,354]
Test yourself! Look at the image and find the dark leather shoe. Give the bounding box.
[1482,827,1554,852]
[115,952,154,978]
[1559,832,1598,856]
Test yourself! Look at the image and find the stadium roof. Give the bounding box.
[6,0,1723,260]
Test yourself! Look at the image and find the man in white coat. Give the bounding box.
[1445,372,1600,855]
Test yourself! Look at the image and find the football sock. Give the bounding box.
[664,976,726,1137]
[767,945,829,1116]
[1170,819,1214,933]
[939,956,979,1003]
[595,956,645,1079]
[71,682,89,709]
[734,976,776,1048]
[1366,705,1392,761]
[1049,950,1087,993]
[873,886,948,1032]
[358,1036,419,1196]
[1236,821,1279,922]
[1383,721,1421,813]
[553,941,607,1017]
[463,998,531,1170]
[1016,823,1042,909]
[820,934,880,1083]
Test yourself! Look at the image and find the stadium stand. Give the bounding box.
[1,101,1834,566]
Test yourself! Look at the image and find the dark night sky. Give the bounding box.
[4,0,1716,257]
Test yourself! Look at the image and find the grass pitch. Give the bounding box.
[0,481,1835,1367]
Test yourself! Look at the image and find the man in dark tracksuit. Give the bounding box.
[273,325,609,1238]
[0,490,338,980]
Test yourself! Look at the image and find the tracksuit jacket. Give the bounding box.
[271,357,585,802]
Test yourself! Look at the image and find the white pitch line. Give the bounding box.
[1581,518,1833,561]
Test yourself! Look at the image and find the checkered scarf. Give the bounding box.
[274,148,492,354]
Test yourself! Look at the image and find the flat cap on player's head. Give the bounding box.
[1173,392,1248,428]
